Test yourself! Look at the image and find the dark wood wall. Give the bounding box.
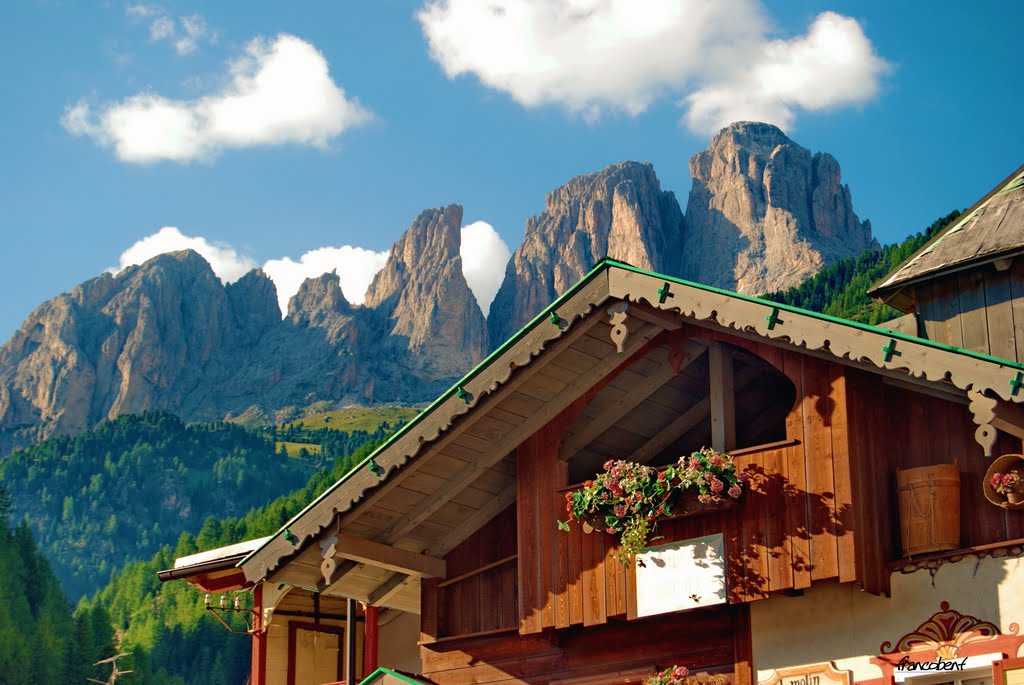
[514,336,858,634]
[419,327,1024,685]
[420,604,745,685]
[914,259,1024,361]
[845,369,1024,594]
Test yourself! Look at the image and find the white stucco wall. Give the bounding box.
[751,553,1024,684]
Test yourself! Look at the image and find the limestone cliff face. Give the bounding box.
[0,123,877,450]
[682,121,875,294]
[488,161,684,344]
[364,205,487,379]
[0,208,490,449]
[0,251,236,444]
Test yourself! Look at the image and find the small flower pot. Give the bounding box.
[983,454,1024,511]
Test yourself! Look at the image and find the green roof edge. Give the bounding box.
[240,257,1024,568]
[358,667,432,685]
[604,258,1024,370]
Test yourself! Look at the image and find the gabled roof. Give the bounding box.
[238,259,1024,588]
[869,163,1024,305]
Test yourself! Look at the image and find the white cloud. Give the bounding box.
[62,34,372,163]
[112,226,257,282]
[460,221,510,312]
[262,246,390,315]
[417,0,887,133]
[111,221,510,319]
[683,12,889,134]
[126,5,216,55]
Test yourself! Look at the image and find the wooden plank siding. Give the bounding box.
[420,604,741,685]
[915,260,1024,361]
[508,338,860,633]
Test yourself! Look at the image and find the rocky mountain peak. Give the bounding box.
[488,161,684,344]
[364,204,486,379]
[682,121,874,294]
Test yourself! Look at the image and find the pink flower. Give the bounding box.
[606,527,618,534]
[711,478,724,493]
[672,667,689,679]
[991,473,1003,487]
[603,460,614,471]
[728,485,742,499]
[710,454,724,467]
[688,457,701,470]
[704,471,715,482]
[698,494,712,504]
[614,504,627,517]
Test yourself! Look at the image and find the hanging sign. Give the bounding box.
[634,533,726,617]
[759,662,853,685]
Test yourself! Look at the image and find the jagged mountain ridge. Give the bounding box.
[0,122,873,450]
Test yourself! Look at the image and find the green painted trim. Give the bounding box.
[358,667,431,685]
[238,259,612,567]
[603,258,1024,371]
[240,256,1024,570]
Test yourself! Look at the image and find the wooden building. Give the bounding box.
[163,166,1024,685]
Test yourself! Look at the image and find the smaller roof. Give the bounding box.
[158,536,272,583]
[870,164,1024,302]
[358,668,435,685]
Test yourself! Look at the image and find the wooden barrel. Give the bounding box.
[896,464,960,556]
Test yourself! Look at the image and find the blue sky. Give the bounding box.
[1,1,1021,342]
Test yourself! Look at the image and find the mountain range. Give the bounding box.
[0,122,875,452]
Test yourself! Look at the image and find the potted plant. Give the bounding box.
[558,448,747,563]
[983,454,1024,510]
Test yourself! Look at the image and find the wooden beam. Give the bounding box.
[882,376,968,405]
[316,560,359,593]
[332,532,445,578]
[709,344,736,452]
[339,307,613,529]
[367,573,409,606]
[376,322,662,545]
[626,396,711,464]
[559,342,707,460]
[993,402,1024,439]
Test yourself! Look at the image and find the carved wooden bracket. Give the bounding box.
[607,301,630,353]
[969,389,1024,456]
[319,520,340,588]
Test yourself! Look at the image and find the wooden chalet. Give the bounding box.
[163,166,1024,685]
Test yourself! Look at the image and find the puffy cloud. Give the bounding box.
[111,226,257,282]
[62,34,372,163]
[262,246,390,314]
[682,12,889,134]
[417,0,886,132]
[460,221,511,312]
[126,5,216,55]
[112,221,510,318]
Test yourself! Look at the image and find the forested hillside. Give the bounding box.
[0,411,393,600]
[0,485,118,684]
[78,439,386,685]
[765,210,961,324]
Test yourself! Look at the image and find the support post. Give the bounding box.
[346,597,357,685]
[363,604,379,677]
[250,583,267,685]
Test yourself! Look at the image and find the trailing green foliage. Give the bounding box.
[80,438,386,685]
[0,411,314,600]
[0,485,118,685]
[765,210,962,325]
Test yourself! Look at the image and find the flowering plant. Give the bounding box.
[990,471,1022,495]
[677,447,748,503]
[644,667,728,685]
[558,449,747,562]
[645,666,691,685]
